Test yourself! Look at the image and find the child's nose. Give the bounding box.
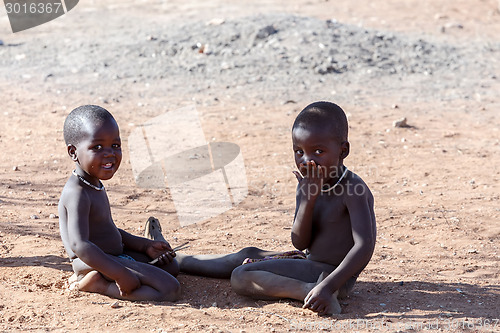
[299,157,315,166]
[103,147,115,156]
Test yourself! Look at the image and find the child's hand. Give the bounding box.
[293,160,327,199]
[303,284,338,316]
[115,270,141,297]
[146,240,175,265]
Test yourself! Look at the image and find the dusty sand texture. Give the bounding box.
[0,0,499,332]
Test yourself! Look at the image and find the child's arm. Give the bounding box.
[291,161,325,250]
[304,184,376,315]
[119,229,176,264]
[65,190,140,296]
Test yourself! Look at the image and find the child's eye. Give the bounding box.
[295,150,303,155]
[112,143,121,149]
[315,149,323,154]
[93,145,102,150]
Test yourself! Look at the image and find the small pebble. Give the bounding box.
[13,166,19,171]
[30,215,39,220]
[110,301,120,308]
[49,213,58,219]
[393,117,408,128]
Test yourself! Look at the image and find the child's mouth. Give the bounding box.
[103,162,113,169]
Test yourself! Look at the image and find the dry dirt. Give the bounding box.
[0,1,500,332]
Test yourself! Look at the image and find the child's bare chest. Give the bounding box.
[87,192,122,253]
[305,194,354,265]
[312,194,349,229]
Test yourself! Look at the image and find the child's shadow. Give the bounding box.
[0,255,71,271]
[342,280,499,321]
[175,276,499,323]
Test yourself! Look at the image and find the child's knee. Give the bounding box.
[160,278,181,301]
[237,246,262,259]
[230,265,250,294]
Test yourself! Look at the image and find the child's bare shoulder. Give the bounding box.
[59,177,91,209]
[345,171,373,199]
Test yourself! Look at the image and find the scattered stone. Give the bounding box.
[49,213,58,219]
[110,301,121,308]
[434,13,449,20]
[212,302,218,307]
[441,22,464,33]
[393,117,409,128]
[445,22,464,30]
[255,25,278,39]
[12,166,19,171]
[30,215,39,220]
[206,18,225,26]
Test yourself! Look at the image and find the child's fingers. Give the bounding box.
[292,171,303,181]
[156,251,175,265]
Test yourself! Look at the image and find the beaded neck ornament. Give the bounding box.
[72,170,105,191]
[321,167,348,193]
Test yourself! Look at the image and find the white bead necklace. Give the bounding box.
[321,167,348,193]
[72,170,105,191]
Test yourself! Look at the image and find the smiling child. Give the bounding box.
[58,105,180,301]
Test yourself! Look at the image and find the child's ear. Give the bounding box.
[340,141,350,159]
[67,144,78,161]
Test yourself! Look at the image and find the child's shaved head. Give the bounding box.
[292,101,348,142]
[64,105,116,145]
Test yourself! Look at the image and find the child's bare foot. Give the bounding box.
[144,216,167,242]
[67,273,78,285]
[305,272,342,315]
[71,271,110,294]
[68,273,79,291]
[328,290,341,315]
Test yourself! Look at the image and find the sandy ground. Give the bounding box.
[1,0,500,332]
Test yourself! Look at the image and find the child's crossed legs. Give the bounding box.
[230,258,356,314]
[70,255,180,301]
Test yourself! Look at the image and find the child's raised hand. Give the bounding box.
[293,160,327,199]
[146,240,175,265]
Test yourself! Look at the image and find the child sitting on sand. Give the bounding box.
[58,105,180,301]
[175,101,376,315]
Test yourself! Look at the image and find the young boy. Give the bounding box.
[58,105,180,301]
[176,101,376,315]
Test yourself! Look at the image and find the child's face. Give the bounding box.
[72,118,122,181]
[292,124,348,181]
